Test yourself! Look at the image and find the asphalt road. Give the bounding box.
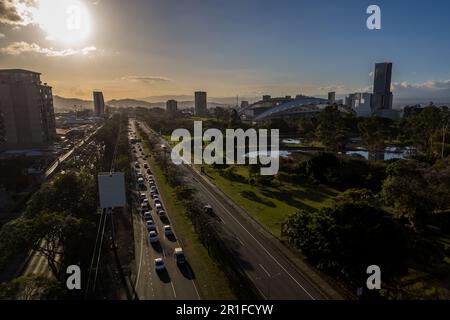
[137,120,333,300]
[129,120,200,300]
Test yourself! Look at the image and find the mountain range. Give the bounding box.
[53,95,252,111]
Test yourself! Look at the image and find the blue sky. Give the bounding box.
[1,0,450,101]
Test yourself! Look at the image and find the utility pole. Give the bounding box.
[442,118,449,159]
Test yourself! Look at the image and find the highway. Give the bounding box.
[137,120,340,300]
[21,128,103,279]
[44,124,103,179]
[129,120,200,300]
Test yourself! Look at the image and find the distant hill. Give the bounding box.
[53,95,93,111]
[54,95,234,111]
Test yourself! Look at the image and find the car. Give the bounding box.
[146,169,152,175]
[140,203,150,213]
[149,231,158,243]
[144,211,152,221]
[150,186,157,193]
[144,163,148,169]
[148,175,154,180]
[134,162,140,168]
[139,193,147,201]
[137,172,143,179]
[146,221,155,231]
[174,248,186,264]
[164,225,173,236]
[154,258,165,271]
[151,192,159,199]
[204,205,213,215]
[142,197,149,205]
[157,209,166,217]
[137,177,145,188]
[153,198,161,206]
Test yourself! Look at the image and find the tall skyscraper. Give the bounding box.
[93,91,105,117]
[166,99,178,113]
[0,69,56,150]
[372,62,393,112]
[194,91,207,116]
[328,92,336,104]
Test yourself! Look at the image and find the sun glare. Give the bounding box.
[33,0,91,45]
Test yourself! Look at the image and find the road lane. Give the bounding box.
[129,120,200,300]
[137,120,336,300]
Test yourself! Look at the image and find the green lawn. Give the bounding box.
[203,165,339,237]
[137,127,235,299]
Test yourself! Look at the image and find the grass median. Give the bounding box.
[203,165,338,238]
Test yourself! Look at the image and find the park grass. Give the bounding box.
[137,127,235,299]
[203,165,339,238]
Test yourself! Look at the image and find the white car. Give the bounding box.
[155,203,163,212]
[154,258,165,271]
[139,193,146,201]
[149,231,158,243]
[164,225,173,237]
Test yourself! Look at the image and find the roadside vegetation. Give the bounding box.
[0,114,131,299]
[134,104,450,299]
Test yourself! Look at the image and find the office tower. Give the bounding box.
[328,92,336,104]
[0,69,56,150]
[194,91,207,116]
[372,62,393,112]
[93,91,105,117]
[166,99,178,113]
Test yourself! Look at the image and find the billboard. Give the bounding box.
[98,172,126,209]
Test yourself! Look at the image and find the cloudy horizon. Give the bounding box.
[1,0,450,103]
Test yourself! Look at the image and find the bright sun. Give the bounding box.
[33,0,91,45]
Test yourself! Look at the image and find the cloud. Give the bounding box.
[0,41,97,56]
[122,76,172,84]
[317,84,352,93]
[369,71,374,78]
[0,32,5,38]
[392,80,450,98]
[0,0,35,26]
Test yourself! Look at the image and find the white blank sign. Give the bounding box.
[98,172,126,209]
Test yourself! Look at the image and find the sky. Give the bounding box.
[1,0,450,102]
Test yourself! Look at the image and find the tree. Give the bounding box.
[402,106,445,158]
[0,275,64,300]
[284,202,407,285]
[229,109,242,128]
[358,117,391,152]
[297,117,318,141]
[381,160,434,231]
[316,106,350,152]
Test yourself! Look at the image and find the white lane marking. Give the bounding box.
[236,236,245,247]
[170,282,177,298]
[195,178,316,300]
[135,208,145,291]
[192,280,201,300]
[259,264,271,278]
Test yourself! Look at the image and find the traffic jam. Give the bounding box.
[128,125,187,274]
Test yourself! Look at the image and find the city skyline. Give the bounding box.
[1,0,450,101]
